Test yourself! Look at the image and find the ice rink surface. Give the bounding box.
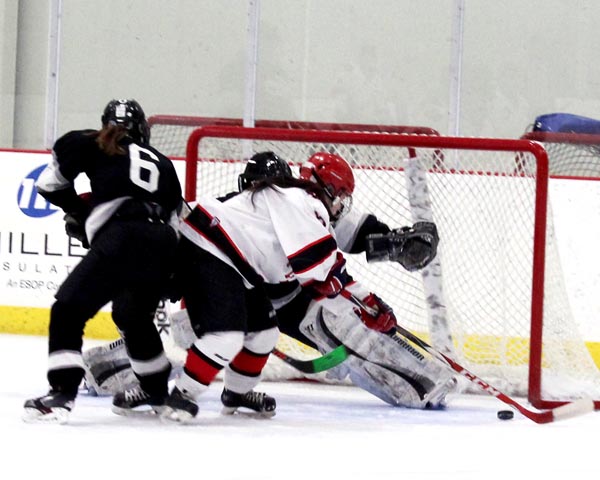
[2,333,599,480]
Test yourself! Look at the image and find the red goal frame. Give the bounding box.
[181,125,566,408]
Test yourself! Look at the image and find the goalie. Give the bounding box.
[82,151,455,410]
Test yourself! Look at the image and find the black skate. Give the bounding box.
[161,387,198,424]
[221,388,276,417]
[112,384,166,417]
[23,389,76,424]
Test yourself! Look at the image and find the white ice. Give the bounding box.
[1,333,598,480]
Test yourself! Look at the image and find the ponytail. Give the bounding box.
[95,125,128,155]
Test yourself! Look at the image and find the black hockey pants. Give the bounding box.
[47,216,178,394]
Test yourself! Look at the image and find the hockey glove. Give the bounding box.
[357,293,397,333]
[310,252,353,299]
[64,212,90,249]
[365,221,439,272]
[64,192,93,249]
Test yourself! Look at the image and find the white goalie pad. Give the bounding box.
[169,308,195,351]
[82,307,192,396]
[82,338,138,396]
[300,302,457,408]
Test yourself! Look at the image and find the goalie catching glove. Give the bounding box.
[365,221,439,272]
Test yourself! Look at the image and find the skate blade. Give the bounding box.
[221,406,276,418]
[111,405,164,417]
[22,407,70,425]
[160,407,195,425]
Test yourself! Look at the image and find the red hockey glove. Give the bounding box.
[358,293,397,332]
[310,252,353,299]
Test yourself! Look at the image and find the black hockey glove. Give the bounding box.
[365,221,439,272]
[64,212,90,249]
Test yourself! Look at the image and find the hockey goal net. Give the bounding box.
[175,124,600,410]
[522,131,600,178]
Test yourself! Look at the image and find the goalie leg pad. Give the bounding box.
[348,360,423,407]
[300,304,456,408]
[169,308,196,350]
[82,339,138,396]
[83,337,176,397]
[299,305,351,382]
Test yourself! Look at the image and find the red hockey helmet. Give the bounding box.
[299,152,355,221]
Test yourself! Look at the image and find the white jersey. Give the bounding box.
[334,207,370,252]
[179,186,339,288]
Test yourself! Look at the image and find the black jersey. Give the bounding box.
[37,129,182,242]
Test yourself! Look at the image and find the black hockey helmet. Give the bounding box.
[238,151,293,191]
[101,99,150,144]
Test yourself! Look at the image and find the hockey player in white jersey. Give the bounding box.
[83,151,455,414]
[157,151,362,422]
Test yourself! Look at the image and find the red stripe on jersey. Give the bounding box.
[229,348,269,376]
[184,205,264,287]
[184,347,223,386]
[188,204,249,262]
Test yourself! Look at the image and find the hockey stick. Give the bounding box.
[341,290,595,424]
[272,344,349,374]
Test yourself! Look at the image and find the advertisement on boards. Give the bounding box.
[0,150,100,335]
[0,150,185,338]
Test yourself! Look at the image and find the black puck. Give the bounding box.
[497,410,514,420]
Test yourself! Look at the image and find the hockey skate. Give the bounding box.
[160,387,198,424]
[23,389,76,424]
[221,388,276,417]
[112,384,166,417]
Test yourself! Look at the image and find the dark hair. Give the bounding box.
[94,125,128,155]
[248,176,329,207]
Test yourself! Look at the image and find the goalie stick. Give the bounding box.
[341,290,595,424]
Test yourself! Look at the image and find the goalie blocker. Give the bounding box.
[365,221,439,272]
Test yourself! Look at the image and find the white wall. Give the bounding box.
[0,0,18,146]
[3,0,600,149]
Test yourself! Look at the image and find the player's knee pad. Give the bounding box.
[243,326,280,354]
[191,330,245,368]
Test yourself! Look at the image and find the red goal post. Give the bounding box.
[183,125,600,410]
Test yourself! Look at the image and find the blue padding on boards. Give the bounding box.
[533,113,600,134]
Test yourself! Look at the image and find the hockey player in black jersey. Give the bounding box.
[23,99,182,423]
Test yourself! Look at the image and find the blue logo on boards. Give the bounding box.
[18,165,58,218]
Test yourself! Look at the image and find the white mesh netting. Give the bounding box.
[151,119,600,406]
